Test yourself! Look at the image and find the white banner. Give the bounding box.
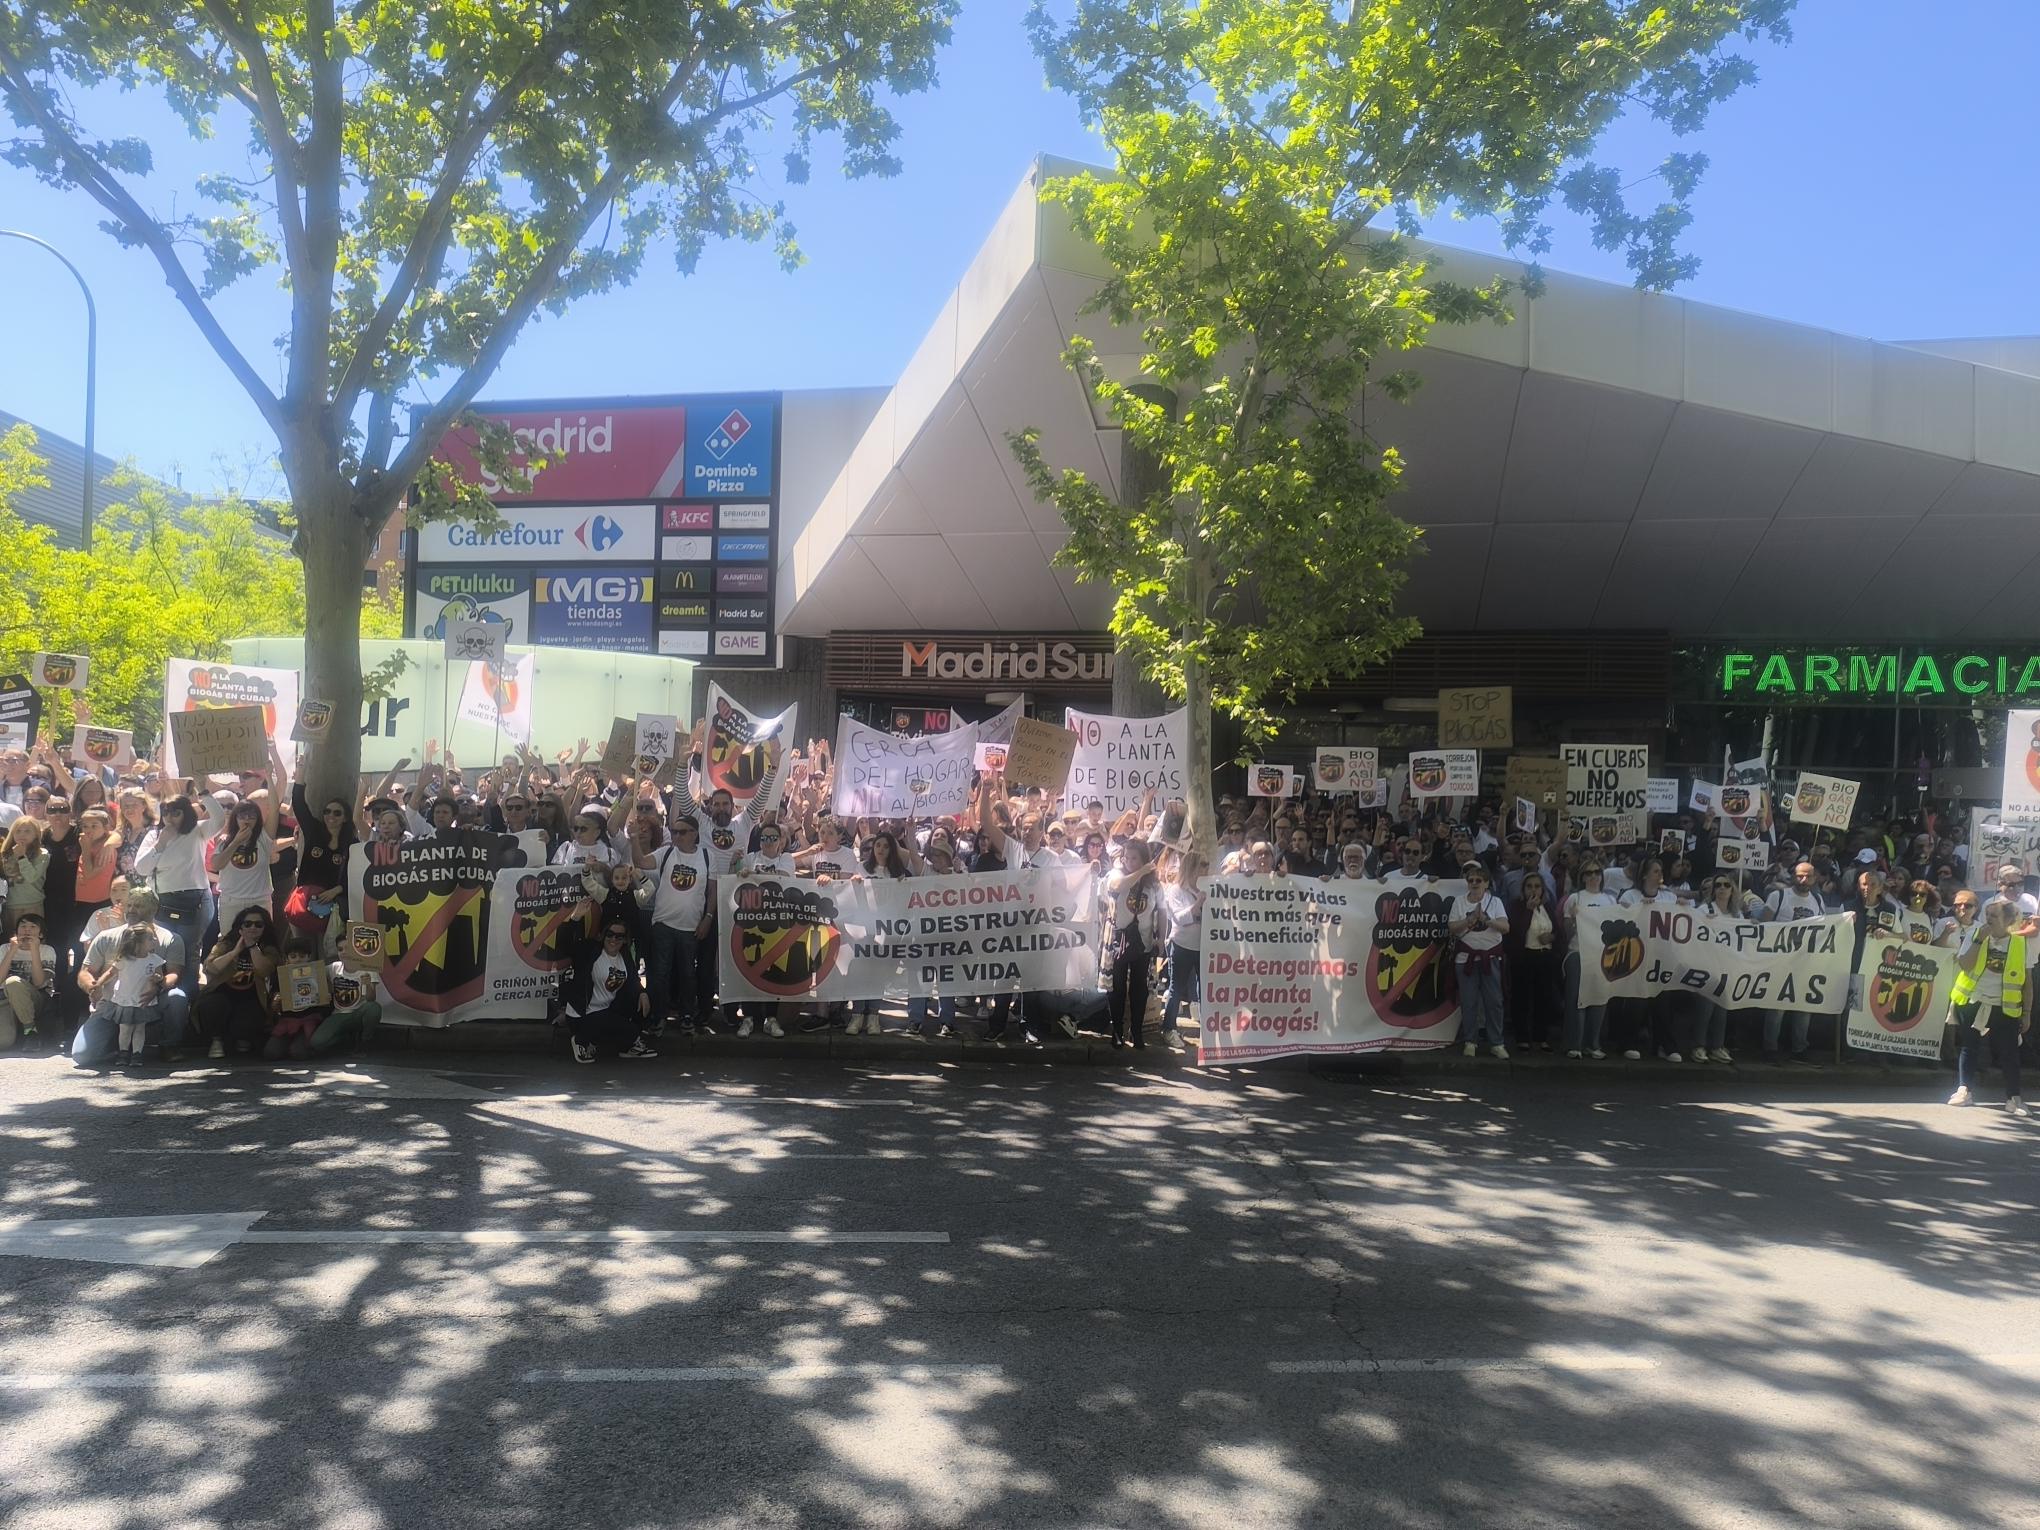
[833,715,980,820]
[457,653,534,746]
[347,829,557,1026]
[1848,937,1958,1059]
[1647,778,1678,815]
[695,683,795,814]
[1576,906,1852,1013]
[1198,876,1469,1064]
[162,659,299,777]
[1064,707,1188,816]
[719,865,1101,1001]
[1409,749,1478,800]
[2002,711,2040,826]
[1313,746,1379,791]
[1789,771,1860,832]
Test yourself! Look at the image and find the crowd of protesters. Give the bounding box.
[0,717,2028,1117]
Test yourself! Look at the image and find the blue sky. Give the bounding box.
[1,0,2033,493]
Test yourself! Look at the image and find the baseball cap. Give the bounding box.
[1854,849,1878,865]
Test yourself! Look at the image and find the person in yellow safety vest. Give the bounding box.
[1947,898,2031,1117]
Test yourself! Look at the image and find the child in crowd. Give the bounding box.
[107,922,167,1070]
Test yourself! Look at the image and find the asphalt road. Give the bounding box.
[0,1048,2035,1530]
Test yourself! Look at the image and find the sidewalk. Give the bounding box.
[390,1018,1951,1088]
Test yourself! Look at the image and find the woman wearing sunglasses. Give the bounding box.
[563,918,657,1064]
[1691,875,1744,1063]
[195,905,280,1059]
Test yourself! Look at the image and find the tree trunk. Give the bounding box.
[296,476,368,808]
[1183,549,1217,865]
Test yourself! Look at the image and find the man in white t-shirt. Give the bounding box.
[636,817,712,1034]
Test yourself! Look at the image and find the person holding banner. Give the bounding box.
[1946,898,2031,1116]
[1103,841,1164,1049]
[1615,862,1682,1062]
[563,918,658,1064]
[1159,852,1206,1050]
[1692,875,1747,1063]
[1450,863,1511,1059]
[1759,861,1827,1064]
[1505,872,1562,1053]
[1560,862,1616,1059]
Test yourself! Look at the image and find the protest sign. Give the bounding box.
[1351,778,1388,809]
[169,704,268,777]
[1690,780,1719,814]
[1848,938,1958,1060]
[347,829,556,1026]
[442,619,507,667]
[1517,798,1539,834]
[277,958,332,1014]
[1563,743,1647,833]
[292,700,335,742]
[457,652,534,746]
[0,674,39,757]
[1064,707,1188,817]
[1003,715,1078,794]
[1313,746,1379,791]
[634,712,680,763]
[1970,819,2040,889]
[1742,839,1771,872]
[1196,875,1470,1064]
[719,865,1101,1003]
[70,725,134,772]
[2001,711,2040,826]
[1787,771,1868,832]
[833,715,979,819]
[1660,829,1685,855]
[1647,778,1679,815]
[1576,905,1852,1012]
[598,716,637,776]
[1437,686,1512,749]
[163,659,298,775]
[342,922,387,970]
[1716,834,1748,871]
[972,698,1024,771]
[1248,763,1297,798]
[695,683,795,813]
[1504,755,1567,811]
[30,652,87,690]
[1408,749,1478,800]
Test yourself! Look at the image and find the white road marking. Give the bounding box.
[236,1229,950,1246]
[0,1369,264,1391]
[1271,1354,1662,1375]
[522,1363,1002,1383]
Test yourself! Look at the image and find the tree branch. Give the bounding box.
[195,0,309,272]
[0,35,285,432]
[292,0,344,423]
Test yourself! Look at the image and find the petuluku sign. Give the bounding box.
[421,393,781,668]
[1708,647,2040,708]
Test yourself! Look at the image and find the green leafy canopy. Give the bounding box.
[1013,0,1793,759]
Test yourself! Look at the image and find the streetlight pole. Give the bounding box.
[0,230,97,546]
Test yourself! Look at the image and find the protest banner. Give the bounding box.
[1970,819,2040,889]
[30,652,87,690]
[163,659,298,775]
[1003,715,1078,794]
[1437,686,1512,749]
[1196,875,1470,1064]
[169,704,269,777]
[457,652,534,746]
[1576,905,1852,1012]
[2002,711,2040,826]
[347,829,556,1026]
[291,700,335,742]
[1787,771,1861,832]
[718,864,1101,1003]
[1848,938,1959,1060]
[833,715,980,819]
[1313,746,1379,790]
[1563,744,1647,845]
[70,725,134,772]
[1409,749,1478,800]
[0,674,39,756]
[1504,755,1567,811]
[695,683,795,813]
[442,619,507,667]
[1064,707,1188,817]
[1647,778,1679,815]
[1248,763,1297,798]
[973,698,1024,771]
[634,712,679,763]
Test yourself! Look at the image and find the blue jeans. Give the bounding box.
[907,995,956,1036]
[1560,951,1605,1053]
[1763,1009,1810,1054]
[154,889,214,962]
[647,923,701,1029]
[71,988,191,1066]
[1161,943,1201,1032]
[1457,958,1504,1047]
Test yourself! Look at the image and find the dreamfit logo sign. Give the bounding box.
[419,506,656,564]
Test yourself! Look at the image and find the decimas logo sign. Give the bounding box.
[705,410,751,460]
[1364,890,1455,1029]
[730,880,842,997]
[1868,945,1938,1031]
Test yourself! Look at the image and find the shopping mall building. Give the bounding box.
[415,155,2040,808]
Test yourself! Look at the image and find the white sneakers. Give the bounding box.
[1462,1042,1477,1058]
[845,1014,864,1035]
[1622,1049,1643,1061]
[1711,1048,1734,1063]
[572,1040,595,1064]
[2009,1096,2032,1118]
[764,1017,785,1038]
[1947,1086,1972,1107]
[736,1018,753,1037]
[1491,1045,1510,1061]
[1664,1052,1684,1064]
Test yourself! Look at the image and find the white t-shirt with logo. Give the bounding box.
[1454,893,1506,955]
[213,832,274,914]
[328,963,372,1014]
[1766,886,1826,922]
[645,845,710,929]
[583,951,630,1015]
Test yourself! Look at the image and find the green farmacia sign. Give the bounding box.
[1719,650,2040,703]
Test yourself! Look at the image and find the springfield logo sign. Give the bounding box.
[686,395,775,497]
[902,640,1114,684]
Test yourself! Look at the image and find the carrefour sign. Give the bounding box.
[1716,648,2040,705]
[417,505,657,563]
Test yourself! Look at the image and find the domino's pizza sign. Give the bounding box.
[686,395,775,498]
